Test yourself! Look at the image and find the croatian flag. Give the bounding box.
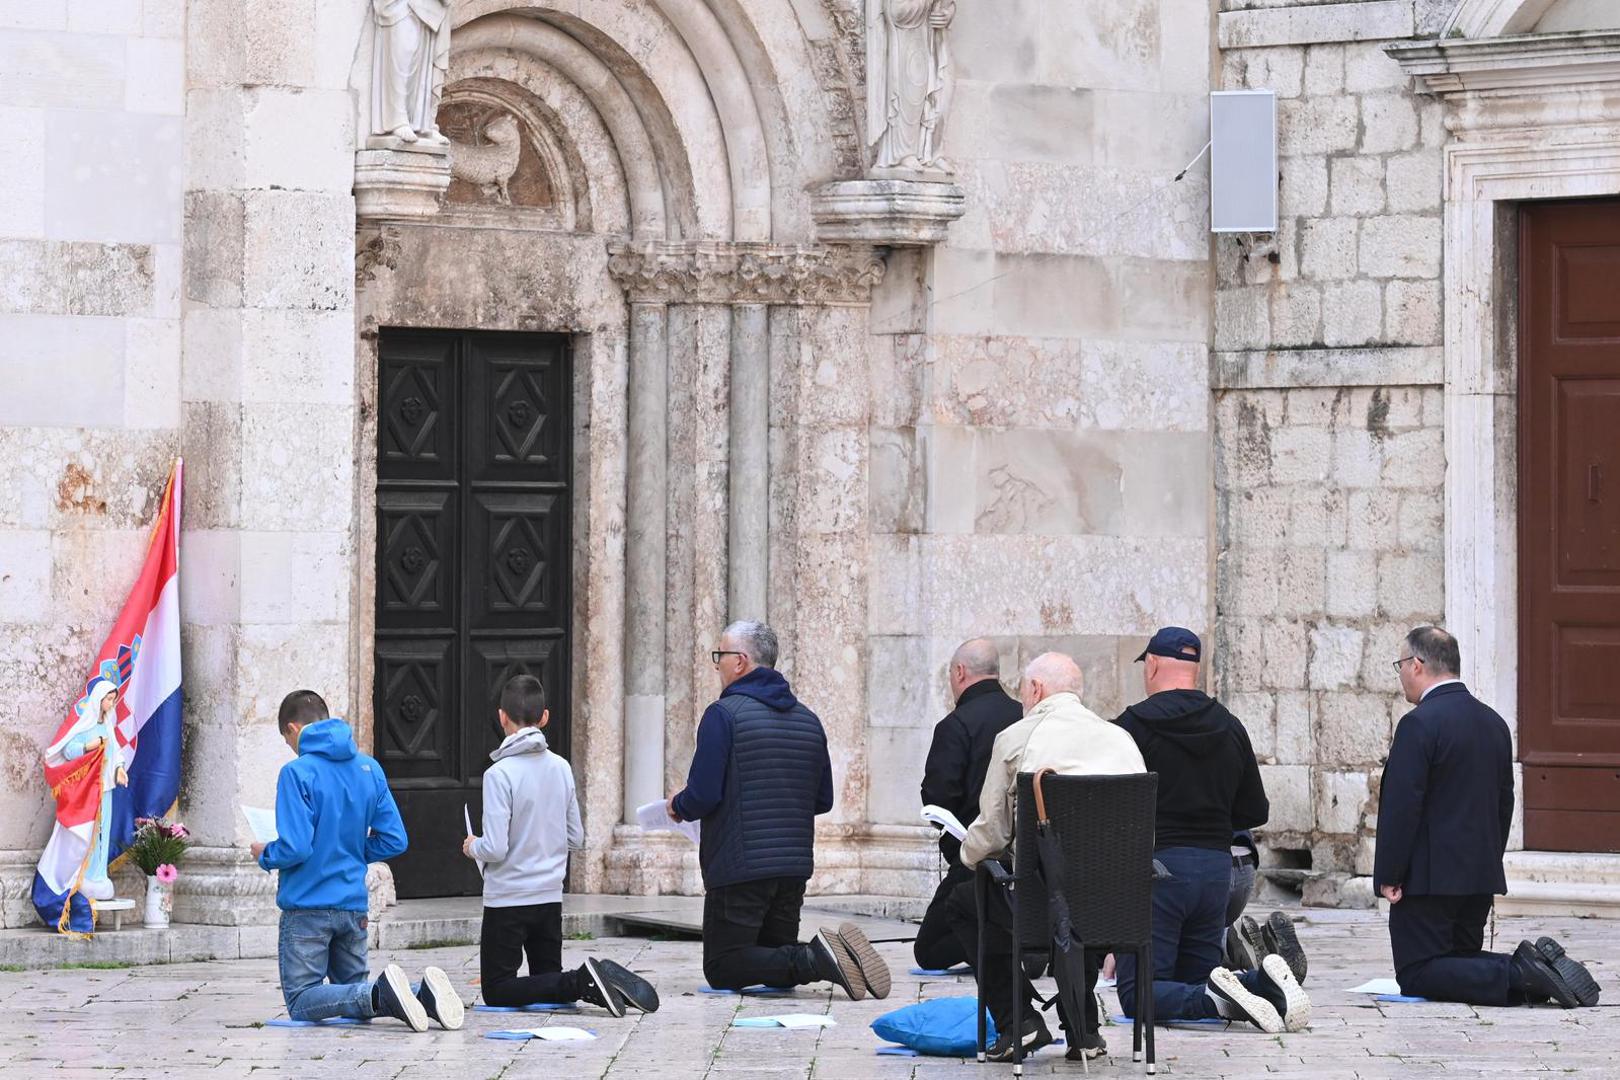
[33,460,183,935]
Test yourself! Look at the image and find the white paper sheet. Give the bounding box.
[464,805,484,878]
[499,1026,596,1041]
[733,1013,836,1029]
[242,805,277,843]
[1346,978,1404,995]
[920,804,968,841]
[635,799,701,844]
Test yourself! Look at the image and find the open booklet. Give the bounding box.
[635,799,701,844]
[921,804,968,841]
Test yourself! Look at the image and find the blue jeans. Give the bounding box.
[1117,847,1235,1021]
[278,909,376,1021]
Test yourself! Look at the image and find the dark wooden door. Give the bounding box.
[1519,198,1620,852]
[374,329,572,897]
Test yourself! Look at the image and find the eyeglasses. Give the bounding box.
[711,650,745,665]
[1392,656,1418,671]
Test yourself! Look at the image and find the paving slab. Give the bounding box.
[0,908,1611,1077]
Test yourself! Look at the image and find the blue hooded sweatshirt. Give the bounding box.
[257,718,408,912]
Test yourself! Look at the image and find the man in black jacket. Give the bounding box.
[668,621,891,1000]
[1375,625,1599,1008]
[1113,627,1310,1033]
[913,638,1022,971]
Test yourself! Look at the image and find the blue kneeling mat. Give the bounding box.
[909,966,972,977]
[265,1017,367,1028]
[871,996,998,1057]
[700,985,796,996]
[475,1003,579,1012]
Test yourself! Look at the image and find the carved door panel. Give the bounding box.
[375,329,572,898]
[1519,199,1620,853]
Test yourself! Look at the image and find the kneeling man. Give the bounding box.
[669,621,891,1000]
[1377,626,1599,1008]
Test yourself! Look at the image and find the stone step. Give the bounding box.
[1500,851,1620,918]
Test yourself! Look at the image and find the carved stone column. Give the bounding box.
[605,243,885,888]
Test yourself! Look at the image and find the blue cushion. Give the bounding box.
[870,996,997,1057]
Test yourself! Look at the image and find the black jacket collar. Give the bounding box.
[955,678,1007,708]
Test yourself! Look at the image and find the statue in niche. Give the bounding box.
[867,0,956,173]
[370,0,452,146]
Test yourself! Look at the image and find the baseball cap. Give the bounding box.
[1135,626,1201,663]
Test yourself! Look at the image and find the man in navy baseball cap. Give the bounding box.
[1111,627,1311,1034]
[1134,626,1201,664]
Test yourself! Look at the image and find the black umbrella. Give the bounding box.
[1031,767,1097,1075]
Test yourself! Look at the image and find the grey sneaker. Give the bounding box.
[836,922,891,1000]
[811,928,866,1000]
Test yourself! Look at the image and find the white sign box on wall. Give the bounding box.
[1210,90,1278,233]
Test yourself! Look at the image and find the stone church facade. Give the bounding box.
[1,0,1617,925]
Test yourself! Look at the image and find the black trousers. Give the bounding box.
[702,876,819,990]
[914,863,972,970]
[1389,893,1512,1006]
[944,876,1095,1038]
[480,902,584,1006]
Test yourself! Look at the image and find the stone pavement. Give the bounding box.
[0,907,1612,1078]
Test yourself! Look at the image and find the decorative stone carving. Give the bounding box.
[369,0,452,149]
[448,113,523,205]
[810,176,965,246]
[866,0,956,175]
[606,242,886,305]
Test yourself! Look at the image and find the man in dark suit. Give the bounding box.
[912,638,1022,971]
[1375,625,1600,1008]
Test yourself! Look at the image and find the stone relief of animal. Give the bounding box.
[449,113,523,205]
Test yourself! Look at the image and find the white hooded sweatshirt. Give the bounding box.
[469,727,584,907]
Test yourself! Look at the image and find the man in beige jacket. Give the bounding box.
[947,652,1146,1062]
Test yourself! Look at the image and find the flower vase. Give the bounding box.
[143,876,171,928]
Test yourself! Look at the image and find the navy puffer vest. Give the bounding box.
[699,692,829,888]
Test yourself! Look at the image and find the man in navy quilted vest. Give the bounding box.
[668,620,892,1000]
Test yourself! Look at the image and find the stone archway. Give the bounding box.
[352,0,892,894]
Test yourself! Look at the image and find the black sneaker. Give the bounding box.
[1536,937,1600,1006]
[1206,966,1283,1033]
[374,963,429,1032]
[595,957,660,1013]
[1065,1029,1107,1061]
[415,965,464,1030]
[811,928,866,1001]
[836,922,891,1000]
[1228,916,1264,970]
[985,1014,1053,1062]
[1512,941,1580,1008]
[578,957,627,1017]
[1262,911,1308,985]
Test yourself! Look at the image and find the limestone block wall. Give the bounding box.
[1212,0,1454,899]
[0,0,186,923]
[864,0,1215,844]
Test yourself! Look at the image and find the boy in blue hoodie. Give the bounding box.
[253,690,461,1031]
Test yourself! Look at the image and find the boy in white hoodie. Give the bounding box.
[463,675,659,1015]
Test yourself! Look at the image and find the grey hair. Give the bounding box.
[724,620,779,668]
[1024,652,1083,695]
[1405,625,1460,677]
[952,638,1001,678]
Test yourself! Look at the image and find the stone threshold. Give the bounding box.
[0,893,926,970]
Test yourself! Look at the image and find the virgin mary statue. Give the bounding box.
[42,677,129,912]
[867,0,956,172]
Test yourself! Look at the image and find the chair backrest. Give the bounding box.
[1011,771,1158,950]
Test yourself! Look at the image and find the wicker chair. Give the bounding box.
[975,771,1160,1075]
